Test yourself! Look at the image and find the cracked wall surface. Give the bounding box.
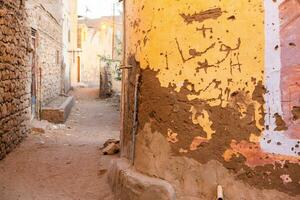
[121,0,300,199]
[0,0,31,160]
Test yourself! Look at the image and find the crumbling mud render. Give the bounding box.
[134,68,300,198]
[118,0,300,199]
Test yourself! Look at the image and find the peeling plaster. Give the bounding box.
[123,0,300,197]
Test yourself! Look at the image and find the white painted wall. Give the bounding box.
[262,0,299,157]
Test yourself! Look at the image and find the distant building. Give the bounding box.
[72,16,122,89]
[62,0,78,93]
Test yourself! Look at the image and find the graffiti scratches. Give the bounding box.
[196,24,213,38]
[196,59,219,73]
[175,38,215,63]
[229,53,242,74]
[217,38,241,65]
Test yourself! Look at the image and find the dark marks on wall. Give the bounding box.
[180,8,222,24]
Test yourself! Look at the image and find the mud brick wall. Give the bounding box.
[0,0,31,159]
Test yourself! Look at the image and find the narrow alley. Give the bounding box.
[0,88,120,200]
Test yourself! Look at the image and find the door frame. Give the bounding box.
[77,56,81,82]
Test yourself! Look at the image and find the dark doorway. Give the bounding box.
[30,28,37,119]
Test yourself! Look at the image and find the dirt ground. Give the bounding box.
[0,88,120,200]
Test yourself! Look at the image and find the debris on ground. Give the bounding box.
[102,143,120,155]
[31,120,50,134]
[102,139,119,148]
[101,139,120,155]
[31,127,45,134]
[31,119,68,135]
[50,124,66,130]
[98,169,107,177]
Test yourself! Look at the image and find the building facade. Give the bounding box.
[75,19,101,87]
[111,0,300,199]
[0,0,75,160]
[0,0,31,159]
[62,0,77,93]
[26,0,63,118]
[74,16,122,89]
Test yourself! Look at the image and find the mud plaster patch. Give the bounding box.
[252,80,266,126]
[292,106,300,121]
[180,8,222,24]
[274,113,288,131]
[136,67,300,195]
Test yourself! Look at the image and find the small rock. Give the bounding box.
[31,127,45,134]
[98,169,107,177]
[102,143,120,155]
[58,124,66,129]
[102,139,120,149]
[52,125,58,130]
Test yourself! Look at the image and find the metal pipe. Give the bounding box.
[38,67,42,120]
[217,185,224,200]
[131,74,140,165]
[120,0,127,158]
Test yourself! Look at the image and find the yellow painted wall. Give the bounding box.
[126,0,265,132]
[126,1,265,149]
[123,0,300,197]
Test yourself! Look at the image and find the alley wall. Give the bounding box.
[0,0,31,159]
[120,0,300,199]
[26,0,63,105]
[62,0,77,93]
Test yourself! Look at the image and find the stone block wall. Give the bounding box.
[26,0,63,105]
[0,0,31,159]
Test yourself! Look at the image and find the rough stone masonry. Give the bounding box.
[26,0,63,106]
[0,0,31,160]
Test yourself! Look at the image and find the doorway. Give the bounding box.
[77,56,81,82]
[30,28,37,120]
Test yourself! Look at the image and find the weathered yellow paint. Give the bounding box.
[123,0,300,196]
[223,148,238,161]
[166,128,178,144]
[126,0,265,133]
[190,106,215,140]
[249,133,260,143]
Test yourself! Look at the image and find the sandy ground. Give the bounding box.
[0,88,120,200]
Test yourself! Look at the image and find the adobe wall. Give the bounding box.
[0,0,31,159]
[119,0,300,199]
